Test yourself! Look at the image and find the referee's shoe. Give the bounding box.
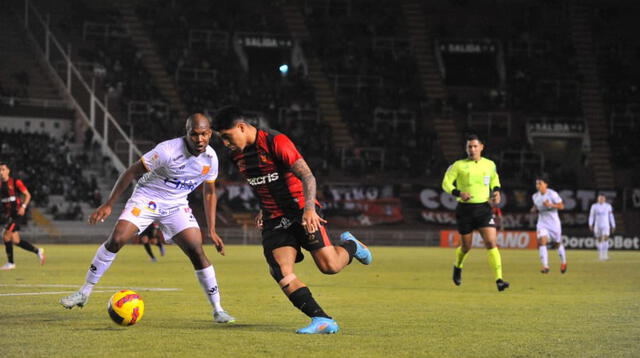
[496,279,510,292]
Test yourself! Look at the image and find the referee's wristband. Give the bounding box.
[491,187,501,193]
[451,189,461,197]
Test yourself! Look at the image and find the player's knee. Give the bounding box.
[317,260,342,275]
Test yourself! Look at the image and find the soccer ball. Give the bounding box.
[107,290,144,326]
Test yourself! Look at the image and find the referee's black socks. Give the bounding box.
[288,287,331,319]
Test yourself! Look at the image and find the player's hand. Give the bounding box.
[89,204,112,224]
[17,207,26,216]
[301,208,327,234]
[589,226,594,232]
[460,192,473,201]
[255,210,263,229]
[543,200,553,208]
[209,231,225,256]
[491,191,501,204]
[530,206,537,213]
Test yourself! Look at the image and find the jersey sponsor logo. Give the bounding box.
[202,166,210,175]
[247,172,279,186]
[147,201,157,212]
[163,177,197,191]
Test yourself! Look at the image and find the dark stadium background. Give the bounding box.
[1,0,639,248]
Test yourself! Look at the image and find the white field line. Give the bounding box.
[0,284,181,297]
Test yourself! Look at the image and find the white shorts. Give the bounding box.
[594,227,610,238]
[537,226,562,243]
[118,198,199,243]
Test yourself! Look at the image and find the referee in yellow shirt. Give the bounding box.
[442,134,509,291]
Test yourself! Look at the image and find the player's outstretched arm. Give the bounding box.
[291,158,326,233]
[89,160,148,224]
[203,180,225,255]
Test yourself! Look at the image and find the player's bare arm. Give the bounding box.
[203,180,225,255]
[291,158,326,233]
[255,209,263,229]
[491,191,501,204]
[89,160,148,224]
[17,186,31,216]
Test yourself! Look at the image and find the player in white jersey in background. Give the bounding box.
[531,176,567,274]
[589,194,616,261]
[60,113,235,323]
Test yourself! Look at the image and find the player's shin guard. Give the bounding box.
[195,265,223,312]
[454,246,469,268]
[557,244,567,264]
[16,240,38,254]
[288,287,331,319]
[539,245,548,267]
[81,243,117,296]
[4,241,14,264]
[487,247,503,280]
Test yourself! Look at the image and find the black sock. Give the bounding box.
[288,287,331,319]
[143,243,155,259]
[340,240,357,264]
[4,241,14,264]
[17,240,38,254]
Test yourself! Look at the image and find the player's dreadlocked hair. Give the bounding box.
[212,106,245,131]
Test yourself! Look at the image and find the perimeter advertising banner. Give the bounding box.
[440,230,640,250]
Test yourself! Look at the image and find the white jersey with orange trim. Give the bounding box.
[131,137,218,209]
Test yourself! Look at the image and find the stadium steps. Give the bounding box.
[280,2,354,149]
[569,5,616,187]
[0,10,67,103]
[401,1,463,163]
[569,4,623,231]
[116,0,187,119]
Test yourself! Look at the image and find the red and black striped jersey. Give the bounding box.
[1,177,26,215]
[231,129,309,220]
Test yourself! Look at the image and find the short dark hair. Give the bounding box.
[213,106,245,131]
[466,134,482,143]
[0,162,8,168]
[536,174,550,184]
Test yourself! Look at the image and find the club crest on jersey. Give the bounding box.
[131,207,141,217]
[202,166,210,175]
[258,151,272,164]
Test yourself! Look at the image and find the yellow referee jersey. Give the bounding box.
[442,157,501,203]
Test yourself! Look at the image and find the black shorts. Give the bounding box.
[2,213,24,232]
[455,202,494,235]
[262,211,333,263]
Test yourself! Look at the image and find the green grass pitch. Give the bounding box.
[1,244,638,357]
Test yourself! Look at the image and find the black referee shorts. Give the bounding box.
[455,202,495,235]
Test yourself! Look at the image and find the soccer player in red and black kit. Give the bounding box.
[0,162,45,270]
[213,106,372,334]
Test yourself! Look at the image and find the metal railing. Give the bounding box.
[13,0,142,172]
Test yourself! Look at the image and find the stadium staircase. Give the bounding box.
[116,0,187,119]
[569,3,624,231]
[280,3,354,149]
[401,1,462,163]
[0,10,67,106]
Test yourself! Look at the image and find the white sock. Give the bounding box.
[557,244,567,264]
[81,243,117,296]
[596,241,602,260]
[603,240,609,259]
[539,245,548,267]
[195,265,223,312]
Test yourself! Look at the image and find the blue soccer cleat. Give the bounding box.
[340,231,372,265]
[296,317,339,334]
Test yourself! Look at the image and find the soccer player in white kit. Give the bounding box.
[60,114,235,323]
[531,176,567,274]
[589,194,616,261]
